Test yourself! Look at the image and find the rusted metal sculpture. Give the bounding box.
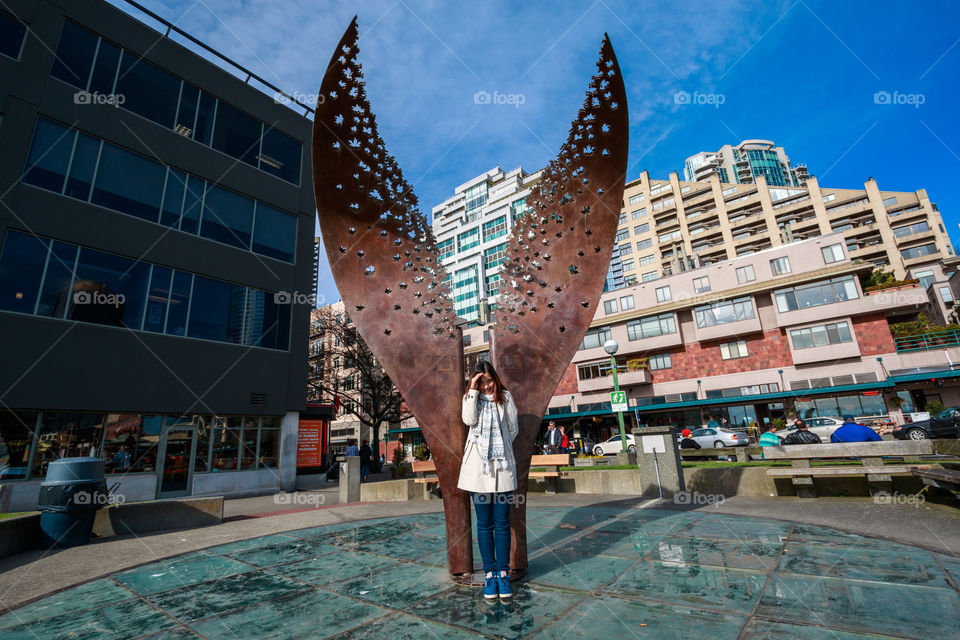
[312,18,628,578]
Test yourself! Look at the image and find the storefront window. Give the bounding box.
[31,413,105,478]
[895,391,915,413]
[0,411,37,480]
[240,417,259,469]
[102,414,143,474]
[194,416,211,473]
[859,394,887,417]
[814,398,841,418]
[211,417,240,470]
[259,417,280,469]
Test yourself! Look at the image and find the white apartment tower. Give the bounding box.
[684,139,809,188]
[431,167,542,322]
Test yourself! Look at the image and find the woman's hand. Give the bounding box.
[469,373,484,390]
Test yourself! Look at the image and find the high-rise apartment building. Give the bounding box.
[614,171,952,288]
[684,139,808,187]
[431,167,541,322]
[0,0,316,510]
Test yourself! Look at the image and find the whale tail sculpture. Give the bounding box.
[312,18,628,577]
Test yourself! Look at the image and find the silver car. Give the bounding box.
[679,428,749,448]
[775,416,844,442]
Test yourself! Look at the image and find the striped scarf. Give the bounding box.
[474,394,507,475]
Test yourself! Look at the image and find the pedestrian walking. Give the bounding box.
[559,426,570,453]
[359,439,373,483]
[458,361,518,601]
[345,439,359,457]
[546,421,561,453]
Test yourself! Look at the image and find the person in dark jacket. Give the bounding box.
[831,415,882,443]
[782,420,821,445]
[359,439,373,482]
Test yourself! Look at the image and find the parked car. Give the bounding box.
[593,434,635,456]
[892,407,960,440]
[776,416,844,442]
[567,437,595,456]
[676,428,749,448]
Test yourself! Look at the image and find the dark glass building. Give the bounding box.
[0,0,316,509]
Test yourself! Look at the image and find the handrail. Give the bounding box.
[894,330,960,353]
[120,0,315,116]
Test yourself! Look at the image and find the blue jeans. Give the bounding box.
[472,492,511,574]
[360,464,370,481]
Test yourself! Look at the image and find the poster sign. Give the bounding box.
[297,419,326,467]
[641,435,666,454]
[610,390,628,412]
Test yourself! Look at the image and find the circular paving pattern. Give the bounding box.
[2,506,959,639]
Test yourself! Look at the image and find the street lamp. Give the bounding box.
[603,339,629,453]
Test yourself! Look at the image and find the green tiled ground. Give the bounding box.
[2,506,958,639]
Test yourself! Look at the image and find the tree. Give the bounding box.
[861,266,894,290]
[308,304,412,470]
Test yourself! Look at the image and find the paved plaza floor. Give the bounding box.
[2,497,959,639]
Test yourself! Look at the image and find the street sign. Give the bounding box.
[610,390,628,412]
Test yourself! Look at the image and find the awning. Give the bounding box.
[386,426,423,434]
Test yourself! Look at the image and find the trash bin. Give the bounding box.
[37,457,108,547]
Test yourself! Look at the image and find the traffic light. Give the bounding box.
[931,378,944,387]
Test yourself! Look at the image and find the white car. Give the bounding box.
[678,428,749,448]
[593,434,636,456]
[775,416,845,442]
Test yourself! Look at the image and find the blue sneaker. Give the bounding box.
[496,572,512,599]
[483,574,498,599]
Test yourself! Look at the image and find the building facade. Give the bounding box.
[463,235,960,441]
[0,0,316,510]
[683,139,808,187]
[614,170,952,289]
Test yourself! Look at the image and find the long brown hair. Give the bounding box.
[464,360,507,405]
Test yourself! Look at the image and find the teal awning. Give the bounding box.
[887,369,960,384]
[386,426,423,434]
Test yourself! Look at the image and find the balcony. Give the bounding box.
[776,286,929,327]
[895,330,960,353]
[695,316,763,343]
[577,368,652,393]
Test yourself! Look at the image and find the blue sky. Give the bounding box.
[111,0,960,307]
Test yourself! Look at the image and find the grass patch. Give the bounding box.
[0,512,34,520]
[530,465,637,472]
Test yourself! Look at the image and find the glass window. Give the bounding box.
[252,203,297,262]
[23,118,75,192]
[188,275,247,344]
[88,39,121,95]
[259,127,302,184]
[101,414,145,474]
[37,241,78,318]
[0,231,49,314]
[913,270,935,289]
[211,416,241,470]
[116,51,181,128]
[175,82,199,139]
[628,193,644,205]
[258,418,280,468]
[720,340,748,360]
[620,295,635,311]
[180,175,204,235]
[627,313,676,340]
[0,410,38,479]
[482,215,508,242]
[618,243,633,255]
[694,297,754,328]
[770,256,791,275]
[191,90,217,146]
[484,243,506,268]
[821,244,844,264]
[603,299,617,314]
[165,271,192,337]
[634,223,650,235]
[211,101,261,166]
[901,244,938,261]
[64,133,101,201]
[632,207,647,219]
[775,276,859,312]
[579,326,611,350]
[790,321,853,349]
[51,21,98,88]
[91,143,165,222]
[465,183,488,213]
[621,259,634,272]
[201,184,254,250]
[615,229,629,243]
[736,265,755,284]
[71,246,151,329]
[637,239,652,250]
[240,417,259,470]
[649,353,671,370]
[860,393,887,416]
[642,271,659,282]
[250,290,290,350]
[940,286,954,304]
[638,254,656,266]
[0,11,26,59]
[160,169,186,228]
[693,276,710,293]
[656,286,671,302]
[457,227,479,252]
[32,413,106,478]
[438,238,454,260]
[143,266,172,333]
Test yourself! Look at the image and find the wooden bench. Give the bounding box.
[912,467,960,492]
[762,440,935,498]
[529,454,571,494]
[412,460,441,499]
[680,446,761,462]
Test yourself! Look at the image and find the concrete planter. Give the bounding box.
[573,458,597,467]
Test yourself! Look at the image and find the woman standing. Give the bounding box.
[458,361,518,601]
